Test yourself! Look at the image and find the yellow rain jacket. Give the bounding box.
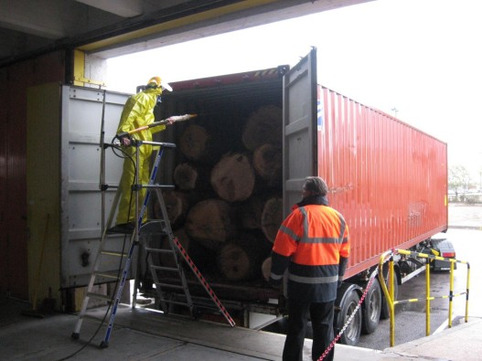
[116,86,166,225]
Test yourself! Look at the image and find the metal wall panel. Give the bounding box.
[318,86,448,278]
[60,86,129,287]
[282,48,317,217]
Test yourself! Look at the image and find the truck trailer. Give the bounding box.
[29,48,449,346]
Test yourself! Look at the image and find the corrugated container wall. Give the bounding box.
[318,86,448,278]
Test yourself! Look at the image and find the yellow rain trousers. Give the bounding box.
[115,86,166,225]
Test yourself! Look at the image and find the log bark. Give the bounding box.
[242,105,282,151]
[184,199,237,250]
[210,153,255,202]
[253,143,282,187]
[261,197,283,243]
[217,237,271,282]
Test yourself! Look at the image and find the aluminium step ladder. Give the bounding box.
[136,187,236,325]
[71,139,234,348]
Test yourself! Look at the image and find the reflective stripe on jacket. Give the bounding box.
[269,204,350,302]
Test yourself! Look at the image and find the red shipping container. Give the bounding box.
[318,86,448,278]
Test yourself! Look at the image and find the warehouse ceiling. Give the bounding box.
[0,0,372,67]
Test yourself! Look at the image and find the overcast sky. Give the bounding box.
[106,0,482,181]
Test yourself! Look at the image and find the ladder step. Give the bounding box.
[87,292,113,302]
[155,282,184,290]
[94,271,120,280]
[145,247,175,254]
[150,265,180,272]
[100,249,128,257]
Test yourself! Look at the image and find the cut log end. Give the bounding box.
[210,153,255,202]
[242,105,282,151]
[179,124,210,160]
[261,197,283,243]
[185,199,236,250]
[173,163,198,190]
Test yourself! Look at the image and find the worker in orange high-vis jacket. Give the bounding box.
[269,176,350,361]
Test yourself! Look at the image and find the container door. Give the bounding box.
[282,48,318,217]
[60,86,129,288]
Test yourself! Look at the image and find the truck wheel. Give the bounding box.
[336,288,362,345]
[380,269,399,320]
[361,277,382,334]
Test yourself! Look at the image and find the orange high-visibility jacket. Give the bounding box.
[270,204,350,302]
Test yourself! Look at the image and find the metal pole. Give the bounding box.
[448,260,455,328]
[389,257,395,347]
[99,90,107,232]
[465,263,470,323]
[425,257,431,336]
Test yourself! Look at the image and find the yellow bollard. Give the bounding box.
[425,258,431,336]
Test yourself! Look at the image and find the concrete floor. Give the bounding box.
[2,295,482,361]
[3,204,481,361]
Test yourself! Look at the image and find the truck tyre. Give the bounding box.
[335,285,362,345]
[380,268,399,320]
[361,277,382,334]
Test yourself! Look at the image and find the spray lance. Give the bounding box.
[116,114,197,141]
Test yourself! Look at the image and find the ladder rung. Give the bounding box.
[145,247,175,254]
[87,292,113,302]
[155,282,184,290]
[101,250,128,257]
[150,265,180,272]
[94,271,120,280]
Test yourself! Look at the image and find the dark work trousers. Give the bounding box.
[282,298,335,361]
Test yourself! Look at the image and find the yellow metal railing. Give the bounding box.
[378,249,470,347]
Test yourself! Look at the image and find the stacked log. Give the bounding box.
[179,124,210,161]
[253,144,282,187]
[217,236,271,282]
[210,153,255,202]
[261,197,283,243]
[160,228,215,273]
[152,104,284,282]
[242,104,282,151]
[261,256,272,281]
[184,199,237,250]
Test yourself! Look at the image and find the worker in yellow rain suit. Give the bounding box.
[108,76,174,234]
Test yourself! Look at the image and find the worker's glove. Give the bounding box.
[165,116,176,125]
[337,279,343,289]
[116,133,132,146]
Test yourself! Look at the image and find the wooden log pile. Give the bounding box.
[155,104,284,283]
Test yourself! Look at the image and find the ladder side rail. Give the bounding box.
[154,189,194,311]
[102,141,150,347]
[135,144,167,229]
[72,187,122,337]
[101,232,137,348]
[131,145,166,305]
[143,232,169,312]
